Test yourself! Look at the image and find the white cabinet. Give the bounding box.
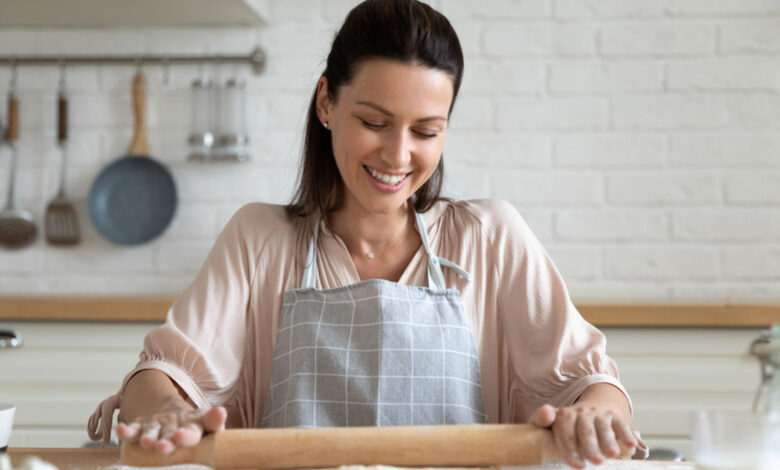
[604,327,763,458]
[0,322,154,447]
[0,322,765,457]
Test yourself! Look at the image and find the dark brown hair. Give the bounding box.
[286,0,464,218]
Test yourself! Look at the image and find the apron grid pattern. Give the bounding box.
[263,281,487,427]
[261,211,487,428]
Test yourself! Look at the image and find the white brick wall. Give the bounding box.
[0,0,778,302]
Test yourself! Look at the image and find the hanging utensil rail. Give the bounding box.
[0,47,266,75]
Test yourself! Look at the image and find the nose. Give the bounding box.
[382,128,412,169]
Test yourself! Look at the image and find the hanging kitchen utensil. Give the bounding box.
[187,71,214,161]
[215,75,250,162]
[45,65,80,245]
[88,71,177,245]
[0,74,38,249]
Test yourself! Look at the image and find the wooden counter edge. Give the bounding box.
[6,448,694,469]
[0,296,779,327]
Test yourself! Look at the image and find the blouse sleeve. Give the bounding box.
[88,204,269,445]
[485,200,632,423]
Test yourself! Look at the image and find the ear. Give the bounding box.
[315,76,332,126]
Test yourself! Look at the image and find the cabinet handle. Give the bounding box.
[0,329,22,349]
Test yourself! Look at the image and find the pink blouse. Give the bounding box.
[89,199,635,447]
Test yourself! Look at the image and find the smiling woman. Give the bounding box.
[87,1,647,468]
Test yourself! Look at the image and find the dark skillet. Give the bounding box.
[89,72,177,245]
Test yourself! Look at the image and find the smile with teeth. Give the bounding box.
[365,166,408,185]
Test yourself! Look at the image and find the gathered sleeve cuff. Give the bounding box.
[87,204,272,446]
[86,358,214,446]
[482,199,647,459]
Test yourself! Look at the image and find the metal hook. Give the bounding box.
[161,56,171,86]
[213,56,223,84]
[58,56,67,91]
[9,59,18,92]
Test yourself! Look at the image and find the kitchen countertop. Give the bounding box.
[6,449,694,470]
[1,296,779,326]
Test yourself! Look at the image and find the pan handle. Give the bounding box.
[127,72,151,156]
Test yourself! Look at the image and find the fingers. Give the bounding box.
[118,407,224,454]
[116,422,141,442]
[203,406,228,432]
[611,414,638,450]
[575,408,604,466]
[172,423,204,447]
[594,413,620,458]
[528,404,557,428]
[547,406,638,469]
[551,407,584,469]
[155,414,180,455]
[139,421,162,449]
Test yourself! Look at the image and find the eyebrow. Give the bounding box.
[356,100,447,123]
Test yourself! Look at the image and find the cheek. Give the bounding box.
[420,142,444,172]
[334,126,377,160]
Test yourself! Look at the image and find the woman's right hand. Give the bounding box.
[116,406,227,454]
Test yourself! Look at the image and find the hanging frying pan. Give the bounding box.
[89,72,177,245]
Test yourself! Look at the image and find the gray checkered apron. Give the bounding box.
[261,210,487,427]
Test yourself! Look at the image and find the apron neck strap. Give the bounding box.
[413,210,447,290]
[301,215,320,289]
[300,210,472,291]
[414,211,472,289]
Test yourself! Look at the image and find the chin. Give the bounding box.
[360,197,411,215]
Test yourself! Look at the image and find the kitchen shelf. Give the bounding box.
[0,0,266,28]
[0,297,778,326]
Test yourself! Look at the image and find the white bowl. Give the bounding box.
[0,403,14,450]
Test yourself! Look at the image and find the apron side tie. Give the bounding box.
[301,216,321,289]
[87,393,121,446]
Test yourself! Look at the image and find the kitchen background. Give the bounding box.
[0,0,778,301]
[0,0,779,457]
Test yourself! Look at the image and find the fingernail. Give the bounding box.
[156,440,174,455]
[139,438,154,449]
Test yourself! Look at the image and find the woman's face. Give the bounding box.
[317,59,454,216]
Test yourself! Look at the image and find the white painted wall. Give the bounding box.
[0,1,779,301]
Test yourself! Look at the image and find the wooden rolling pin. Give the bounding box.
[121,424,563,469]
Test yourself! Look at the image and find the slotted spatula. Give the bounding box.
[45,81,80,245]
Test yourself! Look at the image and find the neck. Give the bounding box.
[328,201,416,259]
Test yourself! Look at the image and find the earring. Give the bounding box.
[323,121,329,128]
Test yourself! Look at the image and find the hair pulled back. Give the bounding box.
[286,0,464,218]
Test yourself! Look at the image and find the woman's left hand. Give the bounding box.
[528,404,638,469]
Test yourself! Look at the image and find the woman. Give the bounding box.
[88,1,647,468]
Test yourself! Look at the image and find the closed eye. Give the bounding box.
[360,118,438,139]
[360,119,384,129]
[414,130,438,139]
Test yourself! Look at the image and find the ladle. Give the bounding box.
[0,89,37,248]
